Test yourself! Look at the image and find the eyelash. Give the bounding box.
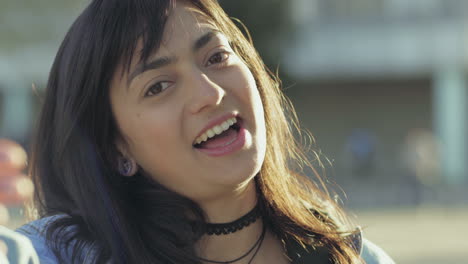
[144,81,172,97]
[143,51,231,98]
[206,50,231,67]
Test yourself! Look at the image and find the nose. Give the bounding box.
[187,69,226,114]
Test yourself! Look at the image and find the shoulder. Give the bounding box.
[16,215,65,236]
[360,238,395,264]
[15,215,71,264]
[0,225,40,264]
[286,226,395,264]
[348,227,395,263]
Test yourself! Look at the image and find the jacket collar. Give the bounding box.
[284,227,363,263]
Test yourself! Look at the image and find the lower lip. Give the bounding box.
[196,127,246,157]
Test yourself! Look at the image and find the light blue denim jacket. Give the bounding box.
[15,215,395,263]
[0,225,39,264]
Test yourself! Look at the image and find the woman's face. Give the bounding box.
[109,2,266,202]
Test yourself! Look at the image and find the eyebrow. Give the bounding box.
[127,31,219,86]
[193,31,217,51]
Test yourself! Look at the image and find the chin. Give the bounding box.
[221,152,264,188]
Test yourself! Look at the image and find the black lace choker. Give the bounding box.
[205,204,260,235]
[198,223,266,264]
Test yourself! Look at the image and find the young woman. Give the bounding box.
[17,0,394,263]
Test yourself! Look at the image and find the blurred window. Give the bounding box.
[317,0,384,19]
[314,0,467,20]
[383,0,465,18]
[291,0,319,25]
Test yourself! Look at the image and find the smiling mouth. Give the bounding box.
[193,118,241,149]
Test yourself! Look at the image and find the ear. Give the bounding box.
[115,136,130,157]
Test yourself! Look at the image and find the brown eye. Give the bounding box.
[144,81,172,97]
[206,51,229,66]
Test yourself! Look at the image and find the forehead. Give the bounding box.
[116,2,221,82]
[159,3,218,51]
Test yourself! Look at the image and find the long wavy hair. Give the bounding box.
[29,0,361,263]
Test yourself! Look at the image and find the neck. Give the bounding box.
[195,181,290,264]
[199,180,257,223]
[196,180,260,262]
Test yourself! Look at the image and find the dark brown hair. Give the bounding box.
[29,0,360,263]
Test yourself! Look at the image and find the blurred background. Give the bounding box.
[1,0,467,263]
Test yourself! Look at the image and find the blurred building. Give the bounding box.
[285,0,468,188]
[1,0,466,208]
[0,0,87,146]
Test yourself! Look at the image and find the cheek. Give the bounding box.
[224,63,260,103]
[136,113,174,148]
[232,64,267,152]
[110,79,192,190]
[237,65,265,123]
[241,66,267,144]
[121,108,185,177]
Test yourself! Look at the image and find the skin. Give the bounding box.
[110,3,266,221]
[109,2,289,263]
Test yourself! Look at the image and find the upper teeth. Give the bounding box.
[195,117,237,145]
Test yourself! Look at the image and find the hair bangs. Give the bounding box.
[85,0,176,78]
[124,0,177,75]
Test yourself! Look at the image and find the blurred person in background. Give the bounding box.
[15,0,394,263]
[0,225,39,264]
[0,139,32,213]
[0,139,38,263]
[399,128,441,205]
[343,129,378,180]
